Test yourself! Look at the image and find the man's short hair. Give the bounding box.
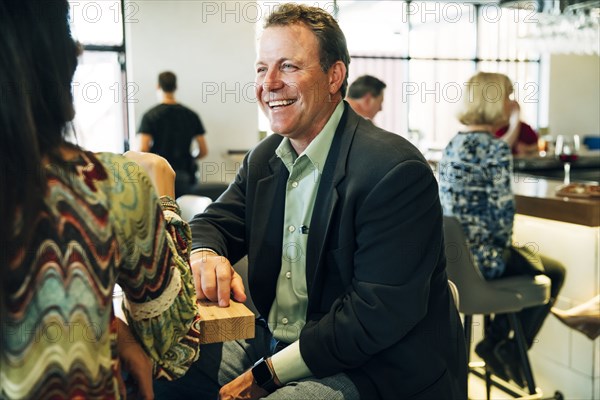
[348,75,387,99]
[264,3,351,97]
[158,71,177,93]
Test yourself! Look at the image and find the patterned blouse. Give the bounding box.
[439,132,515,279]
[1,152,201,399]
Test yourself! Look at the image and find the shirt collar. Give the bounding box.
[275,101,344,175]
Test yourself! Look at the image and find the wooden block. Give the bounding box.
[197,300,255,344]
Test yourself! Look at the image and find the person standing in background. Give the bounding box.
[346,75,386,121]
[139,71,208,197]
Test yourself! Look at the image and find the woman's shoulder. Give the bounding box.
[82,152,156,209]
[93,151,129,167]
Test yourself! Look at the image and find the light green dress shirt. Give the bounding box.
[269,101,344,384]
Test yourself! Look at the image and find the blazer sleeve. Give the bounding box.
[299,159,445,376]
[189,152,248,263]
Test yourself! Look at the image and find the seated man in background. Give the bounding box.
[346,74,386,121]
[138,71,209,197]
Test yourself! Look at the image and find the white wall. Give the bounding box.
[548,54,600,139]
[125,0,259,184]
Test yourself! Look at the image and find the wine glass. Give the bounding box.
[555,135,580,185]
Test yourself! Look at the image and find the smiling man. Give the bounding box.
[154,3,467,400]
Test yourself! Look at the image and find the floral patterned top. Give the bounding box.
[439,132,515,279]
[1,152,201,399]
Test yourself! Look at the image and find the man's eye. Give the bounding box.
[256,67,267,74]
[282,64,297,71]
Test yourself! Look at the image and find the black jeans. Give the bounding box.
[485,249,566,348]
[174,170,195,198]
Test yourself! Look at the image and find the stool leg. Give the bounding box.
[485,370,492,400]
[508,313,537,395]
[463,315,472,398]
[483,316,492,400]
[464,315,473,365]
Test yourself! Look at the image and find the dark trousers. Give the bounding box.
[153,319,359,400]
[174,170,195,199]
[486,249,566,348]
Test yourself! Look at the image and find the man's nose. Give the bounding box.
[262,69,284,91]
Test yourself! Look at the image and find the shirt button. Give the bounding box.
[281,317,289,325]
[291,181,298,188]
[285,271,292,279]
[288,225,295,233]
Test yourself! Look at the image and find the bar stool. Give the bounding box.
[443,216,563,400]
[176,194,213,222]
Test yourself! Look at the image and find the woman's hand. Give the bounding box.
[116,318,155,400]
[123,151,176,198]
[218,370,269,400]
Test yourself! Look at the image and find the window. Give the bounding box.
[337,1,542,150]
[68,0,130,153]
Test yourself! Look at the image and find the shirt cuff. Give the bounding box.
[190,248,219,256]
[270,341,313,385]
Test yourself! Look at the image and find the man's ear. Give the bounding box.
[328,61,347,95]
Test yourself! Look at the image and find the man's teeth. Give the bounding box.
[269,99,295,107]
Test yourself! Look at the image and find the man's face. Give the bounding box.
[365,92,384,120]
[255,24,336,143]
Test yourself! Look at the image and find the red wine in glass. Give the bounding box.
[555,135,580,185]
[559,153,578,163]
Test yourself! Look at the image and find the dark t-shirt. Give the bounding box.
[138,103,205,173]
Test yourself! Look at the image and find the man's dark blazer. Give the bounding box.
[190,102,467,399]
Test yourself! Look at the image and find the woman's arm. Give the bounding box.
[498,100,522,149]
[108,152,201,380]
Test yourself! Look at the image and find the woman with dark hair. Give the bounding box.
[439,72,566,387]
[0,2,201,399]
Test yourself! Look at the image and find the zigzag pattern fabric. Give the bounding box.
[1,152,201,399]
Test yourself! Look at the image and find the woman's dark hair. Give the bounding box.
[264,3,351,97]
[0,1,78,283]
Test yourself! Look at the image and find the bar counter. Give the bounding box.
[511,176,600,399]
[513,176,600,227]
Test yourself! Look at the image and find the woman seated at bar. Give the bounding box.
[439,71,566,387]
[0,2,201,399]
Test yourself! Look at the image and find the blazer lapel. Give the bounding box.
[305,103,359,297]
[249,153,288,316]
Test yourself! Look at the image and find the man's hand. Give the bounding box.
[218,370,269,400]
[190,251,246,307]
[116,318,154,400]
